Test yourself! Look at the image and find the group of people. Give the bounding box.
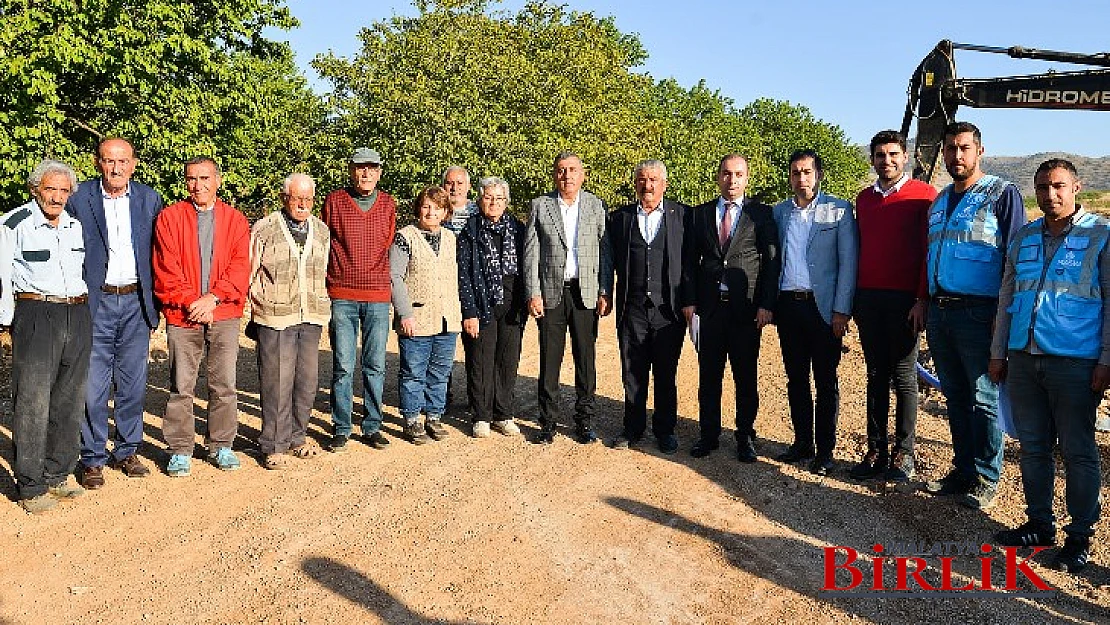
[2,121,1105,574]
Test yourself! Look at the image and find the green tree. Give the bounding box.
[0,0,325,216]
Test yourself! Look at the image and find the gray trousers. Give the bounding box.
[11,300,91,499]
[164,319,240,455]
[256,322,323,454]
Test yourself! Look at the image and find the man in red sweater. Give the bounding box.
[323,148,397,452]
[850,130,937,484]
[153,157,251,477]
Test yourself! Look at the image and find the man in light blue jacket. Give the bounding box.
[772,149,858,476]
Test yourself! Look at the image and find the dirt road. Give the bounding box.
[0,316,1107,624]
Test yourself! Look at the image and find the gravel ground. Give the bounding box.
[0,316,1107,624]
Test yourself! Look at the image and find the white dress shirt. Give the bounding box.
[871,173,910,198]
[780,193,819,291]
[102,181,139,286]
[558,193,581,280]
[637,201,665,244]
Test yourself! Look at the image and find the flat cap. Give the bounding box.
[350,147,382,165]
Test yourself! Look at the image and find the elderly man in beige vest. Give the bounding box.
[248,173,331,469]
[389,186,461,444]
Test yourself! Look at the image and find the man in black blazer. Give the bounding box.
[66,138,163,488]
[682,154,780,461]
[606,160,687,454]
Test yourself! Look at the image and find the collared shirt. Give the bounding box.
[636,201,665,244]
[992,207,1110,365]
[871,173,911,198]
[717,197,743,291]
[780,193,819,291]
[444,201,476,234]
[558,193,581,280]
[0,200,88,324]
[101,181,138,285]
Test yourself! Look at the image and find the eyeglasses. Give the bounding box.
[283,195,315,203]
[482,195,508,203]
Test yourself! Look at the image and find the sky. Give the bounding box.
[279,0,1110,158]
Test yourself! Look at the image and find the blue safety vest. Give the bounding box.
[1006,211,1110,359]
[927,175,1010,297]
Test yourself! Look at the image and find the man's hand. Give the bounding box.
[755,308,773,330]
[988,358,1008,384]
[907,299,928,333]
[596,294,611,317]
[1091,364,1110,394]
[528,296,544,319]
[462,317,480,339]
[682,305,696,326]
[831,312,850,338]
[399,317,417,337]
[187,293,218,323]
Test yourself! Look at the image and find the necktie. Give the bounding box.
[719,203,733,247]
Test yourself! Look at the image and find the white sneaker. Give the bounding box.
[491,419,520,435]
[472,421,491,438]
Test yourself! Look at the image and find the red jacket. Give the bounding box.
[153,199,251,327]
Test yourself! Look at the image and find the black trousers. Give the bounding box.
[618,300,684,439]
[776,294,842,458]
[536,283,597,431]
[11,299,92,499]
[463,300,524,423]
[853,289,919,454]
[697,301,761,443]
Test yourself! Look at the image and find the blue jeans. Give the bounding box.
[329,300,390,436]
[1007,350,1102,537]
[398,332,458,421]
[926,302,1003,483]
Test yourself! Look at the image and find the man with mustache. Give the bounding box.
[923,121,1025,511]
[0,160,91,513]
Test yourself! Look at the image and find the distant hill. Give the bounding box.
[983,153,1110,195]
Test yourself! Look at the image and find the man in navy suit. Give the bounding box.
[66,138,163,488]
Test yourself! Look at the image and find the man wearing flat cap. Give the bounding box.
[323,148,398,452]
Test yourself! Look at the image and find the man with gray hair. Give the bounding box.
[606,160,688,454]
[442,166,476,234]
[0,160,91,513]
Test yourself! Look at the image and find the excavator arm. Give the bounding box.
[901,40,1110,183]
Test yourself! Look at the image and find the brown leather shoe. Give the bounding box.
[110,454,151,478]
[79,464,105,490]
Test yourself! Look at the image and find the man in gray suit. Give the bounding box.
[523,151,613,444]
[772,149,858,476]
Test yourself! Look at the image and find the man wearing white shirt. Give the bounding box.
[66,138,164,489]
[523,152,613,445]
[605,160,688,454]
[772,150,858,476]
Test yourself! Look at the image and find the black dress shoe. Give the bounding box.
[809,456,833,476]
[690,439,719,458]
[736,439,758,463]
[532,430,556,445]
[776,446,816,463]
[612,432,641,449]
[657,434,679,455]
[575,427,599,444]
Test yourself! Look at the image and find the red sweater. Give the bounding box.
[322,188,396,302]
[854,178,937,298]
[153,199,251,327]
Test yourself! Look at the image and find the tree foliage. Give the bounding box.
[315,0,868,212]
[0,0,326,216]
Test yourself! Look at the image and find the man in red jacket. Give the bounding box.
[153,157,251,477]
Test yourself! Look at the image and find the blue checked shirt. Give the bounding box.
[0,200,88,324]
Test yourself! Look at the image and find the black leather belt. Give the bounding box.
[16,292,88,304]
[781,290,814,301]
[563,279,579,288]
[932,294,996,309]
[102,283,139,295]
